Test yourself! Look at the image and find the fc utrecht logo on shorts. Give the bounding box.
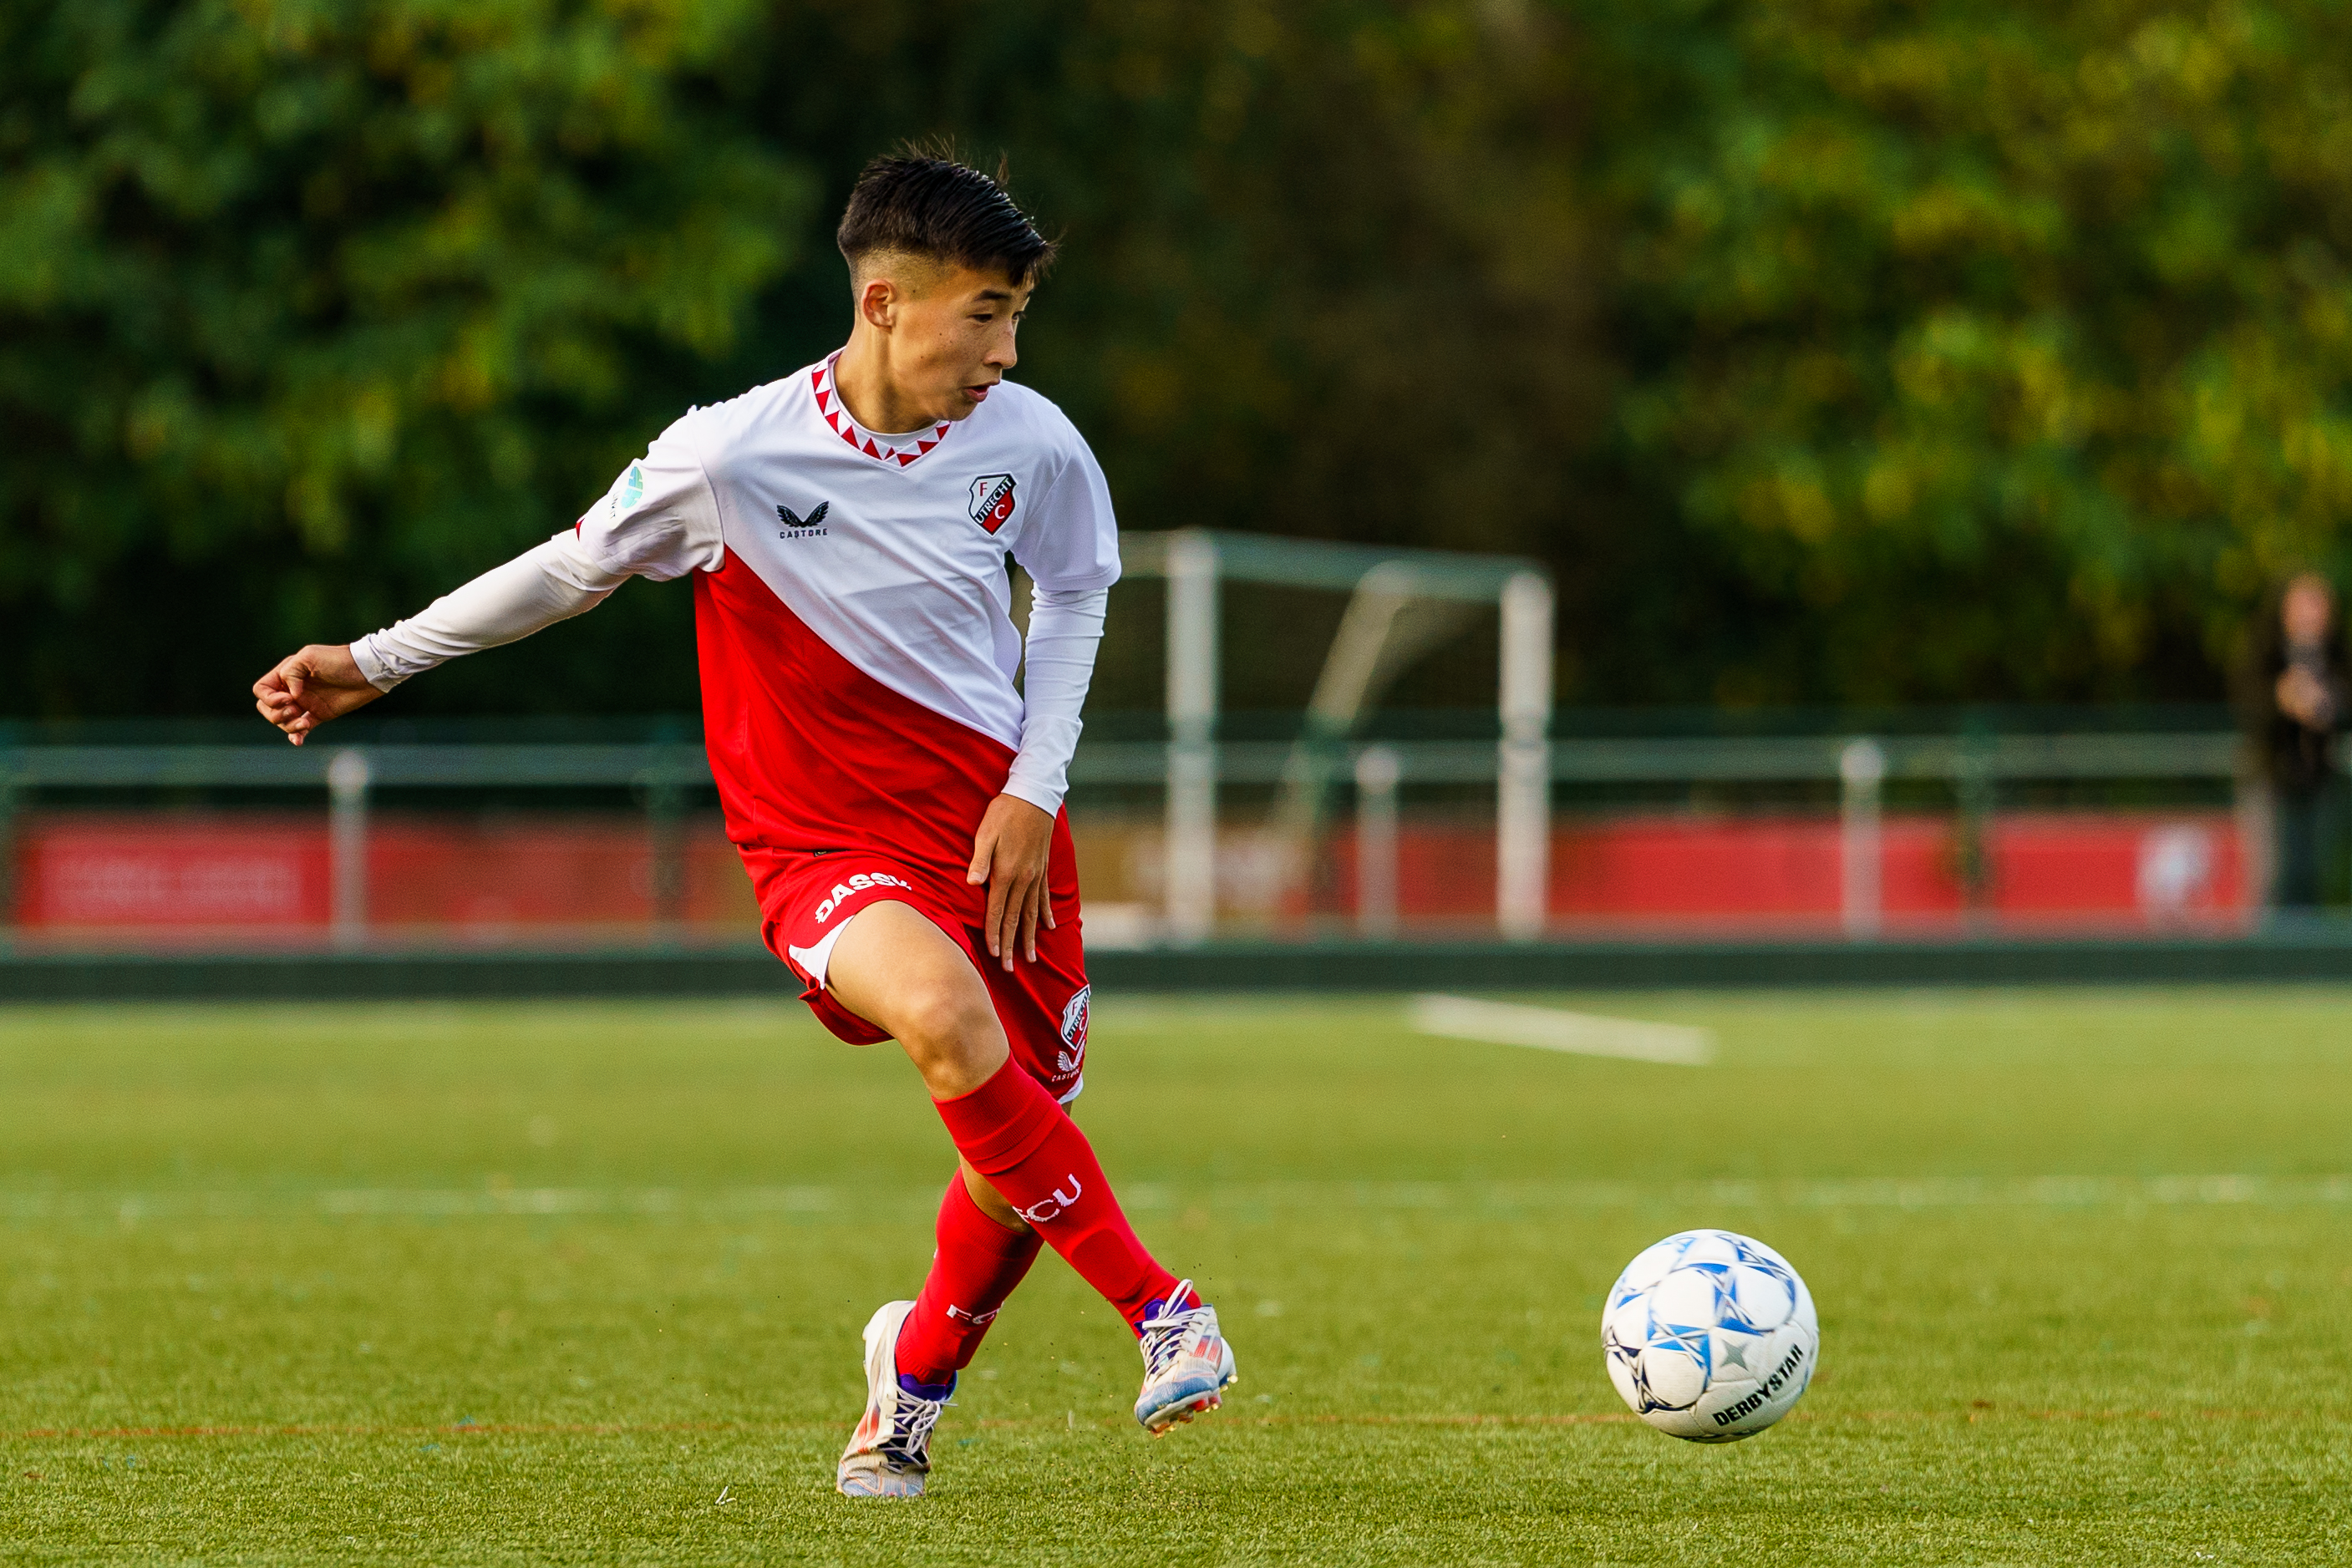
[968,474,1017,534]
[1056,984,1090,1076]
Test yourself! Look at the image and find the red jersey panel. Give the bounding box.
[695,546,1009,891]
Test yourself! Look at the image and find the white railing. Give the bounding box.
[0,729,2251,946]
[0,740,710,946]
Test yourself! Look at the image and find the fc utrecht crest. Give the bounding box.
[968,474,1017,534]
[1055,984,1090,1076]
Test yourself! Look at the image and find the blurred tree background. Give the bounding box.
[5,0,2351,720]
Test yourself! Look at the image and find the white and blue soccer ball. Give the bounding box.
[1601,1229,1817,1442]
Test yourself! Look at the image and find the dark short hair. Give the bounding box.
[836,152,1057,286]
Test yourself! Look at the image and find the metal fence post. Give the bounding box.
[1354,745,1402,940]
[644,733,690,942]
[328,748,371,950]
[1953,728,1995,915]
[2234,748,2272,918]
[1165,530,1219,946]
[1840,738,1886,939]
[0,750,17,948]
[1496,571,1553,942]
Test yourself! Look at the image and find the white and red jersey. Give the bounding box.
[572,355,1120,881]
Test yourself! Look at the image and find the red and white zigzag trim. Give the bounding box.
[811,355,952,469]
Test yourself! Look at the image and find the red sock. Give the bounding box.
[932,1060,1179,1332]
[893,1173,1044,1386]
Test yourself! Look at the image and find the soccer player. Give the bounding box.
[251,154,1237,1498]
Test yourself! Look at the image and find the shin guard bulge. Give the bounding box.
[932,1060,1178,1330]
[894,1173,1044,1386]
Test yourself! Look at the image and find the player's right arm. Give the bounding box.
[253,642,389,745]
[252,429,724,745]
[252,531,627,743]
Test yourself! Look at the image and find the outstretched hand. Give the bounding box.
[967,794,1056,969]
[253,644,383,745]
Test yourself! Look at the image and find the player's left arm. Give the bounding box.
[971,434,1120,968]
[971,585,1108,966]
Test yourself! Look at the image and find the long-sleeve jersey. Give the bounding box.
[352,353,1118,875]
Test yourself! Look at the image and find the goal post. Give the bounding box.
[1118,529,1555,945]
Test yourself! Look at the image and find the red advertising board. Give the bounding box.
[11,815,757,936]
[20,820,330,928]
[1322,811,2248,927]
[9,809,2248,936]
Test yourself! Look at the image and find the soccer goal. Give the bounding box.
[1117,530,1555,946]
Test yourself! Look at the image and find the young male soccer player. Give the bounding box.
[251,154,1237,1497]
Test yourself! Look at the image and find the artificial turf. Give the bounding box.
[3,988,2349,1564]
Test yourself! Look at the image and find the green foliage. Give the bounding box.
[1597,0,2352,701]
[7,0,2352,714]
[0,0,810,713]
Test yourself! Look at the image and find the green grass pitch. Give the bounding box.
[4,987,2350,1564]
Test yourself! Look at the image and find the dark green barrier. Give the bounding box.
[9,931,2352,1002]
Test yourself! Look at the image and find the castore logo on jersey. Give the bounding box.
[777,500,831,538]
[968,474,1017,534]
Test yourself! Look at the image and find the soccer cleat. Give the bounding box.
[836,1300,952,1498]
[1132,1280,1237,1434]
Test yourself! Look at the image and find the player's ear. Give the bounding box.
[858,276,898,331]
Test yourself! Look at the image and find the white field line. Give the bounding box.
[1412,994,1715,1066]
[7,1175,2352,1220]
[0,1186,842,1221]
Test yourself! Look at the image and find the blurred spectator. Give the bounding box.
[2248,575,2349,909]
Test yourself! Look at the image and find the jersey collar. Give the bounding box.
[810,353,954,469]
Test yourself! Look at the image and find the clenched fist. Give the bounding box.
[252,644,382,745]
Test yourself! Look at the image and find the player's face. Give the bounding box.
[897,265,1033,423]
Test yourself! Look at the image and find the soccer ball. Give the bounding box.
[1601,1229,1818,1442]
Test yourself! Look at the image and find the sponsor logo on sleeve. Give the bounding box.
[968,474,1017,534]
[776,500,831,538]
[592,462,645,529]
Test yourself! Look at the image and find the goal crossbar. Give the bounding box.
[1117,529,1554,946]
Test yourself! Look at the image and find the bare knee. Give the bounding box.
[894,975,1003,1092]
[823,901,1010,1099]
[884,973,988,1072]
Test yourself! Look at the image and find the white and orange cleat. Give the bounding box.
[1132,1280,1237,1434]
[836,1300,952,1498]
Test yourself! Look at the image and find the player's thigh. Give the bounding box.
[825,900,1008,1071]
[974,915,1090,1104]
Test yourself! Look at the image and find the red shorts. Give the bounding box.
[739,823,1090,1104]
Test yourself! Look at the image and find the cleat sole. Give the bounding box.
[837,1457,927,1498]
[1140,1388,1226,1434]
